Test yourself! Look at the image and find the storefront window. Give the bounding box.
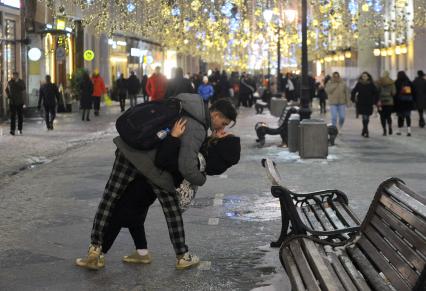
[5,19,16,81]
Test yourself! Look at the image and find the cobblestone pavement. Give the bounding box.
[0,101,425,290]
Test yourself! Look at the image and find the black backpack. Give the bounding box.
[116,98,183,150]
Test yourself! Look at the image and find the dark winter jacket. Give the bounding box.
[413,76,426,110]
[114,93,209,192]
[116,78,128,96]
[127,75,140,95]
[239,78,256,96]
[351,80,379,115]
[80,77,94,110]
[6,79,26,106]
[376,76,396,106]
[165,72,194,98]
[38,82,60,108]
[395,79,414,113]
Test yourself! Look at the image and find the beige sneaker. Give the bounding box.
[75,245,103,270]
[122,251,152,264]
[176,252,200,270]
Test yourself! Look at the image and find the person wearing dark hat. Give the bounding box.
[413,70,426,128]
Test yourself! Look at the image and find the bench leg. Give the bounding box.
[271,198,290,248]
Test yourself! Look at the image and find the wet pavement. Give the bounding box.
[0,101,425,290]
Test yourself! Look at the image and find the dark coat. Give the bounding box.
[127,75,140,95]
[80,78,94,109]
[413,77,426,110]
[395,79,414,113]
[239,78,256,96]
[116,78,128,97]
[38,82,60,108]
[6,79,26,106]
[165,77,194,98]
[351,81,378,115]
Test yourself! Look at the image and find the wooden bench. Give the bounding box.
[279,177,426,291]
[262,158,361,247]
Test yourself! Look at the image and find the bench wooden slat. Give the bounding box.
[321,203,348,231]
[281,247,307,291]
[364,225,419,287]
[301,206,325,231]
[370,214,424,271]
[338,254,372,291]
[338,202,362,225]
[310,205,335,231]
[380,193,426,236]
[329,200,359,227]
[347,246,393,291]
[387,183,426,217]
[376,205,426,257]
[326,251,359,291]
[302,239,345,291]
[357,237,411,290]
[289,240,322,291]
[296,206,314,230]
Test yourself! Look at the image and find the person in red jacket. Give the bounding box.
[146,66,167,101]
[91,72,107,116]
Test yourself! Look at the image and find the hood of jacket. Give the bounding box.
[175,93,209,129]
[377,76,394,86]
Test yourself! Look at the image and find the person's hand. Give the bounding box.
[171,118,187,138]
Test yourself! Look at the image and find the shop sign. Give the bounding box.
[131,48,141,57]
[28,48,42,61]
[56,47,66,61]
[84,50,95,61]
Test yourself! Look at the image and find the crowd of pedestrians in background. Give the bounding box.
[4,64,426,139]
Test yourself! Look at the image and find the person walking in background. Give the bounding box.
[146,66,167,101]
[394,71,414,136]
[165,67,194,98]
[91,71,106,117]
[38,75,60,130]
[283,72,296,102]
[198,76,214,105]
[141,75,148,103]
[376,71,396,136]
[413,70,426,128]
[218,70,231,99]
[80,71,94,122]
[316,72,329,114]
[116,73,128,112]
[239,73,256,107]
[6,72,26,135]
[351,72,379,138]
[325,72,349,129]
[127,71,140,107]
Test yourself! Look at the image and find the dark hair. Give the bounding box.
[397,71,410,82]
[203,135,241,175]
[359,71,373,82]
[418,70,425,77]
[209,99,238,127]
[45,75,51,82]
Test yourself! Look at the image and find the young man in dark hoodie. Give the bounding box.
[78,119,240,268]
[75,97,238,270]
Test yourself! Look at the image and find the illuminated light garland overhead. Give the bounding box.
[40,0,426,69]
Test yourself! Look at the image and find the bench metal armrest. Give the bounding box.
[271,185,349,205]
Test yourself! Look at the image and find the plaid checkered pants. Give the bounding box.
[90,150,188,255]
